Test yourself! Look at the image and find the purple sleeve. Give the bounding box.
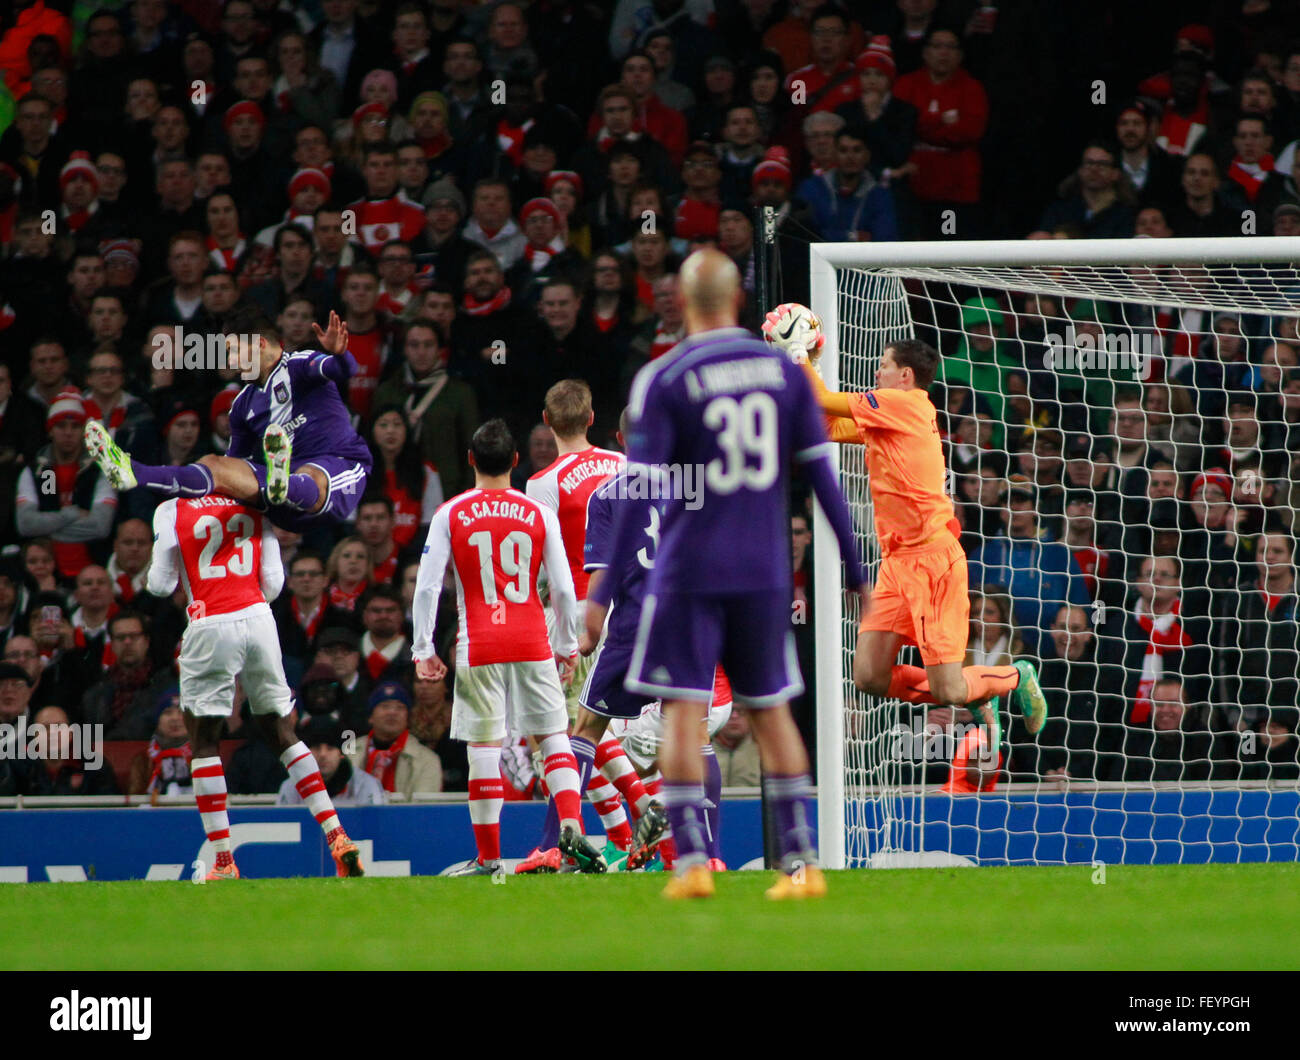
[589,375,673,608]
[583,486,614,571]
[286,349,357,389]
[800,452,865,591]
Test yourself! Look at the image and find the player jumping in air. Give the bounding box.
[412,419,607,876]
[149,493,364,879]
[587,249,867,900]
[85,309,372,532]
[796,335,1048,758]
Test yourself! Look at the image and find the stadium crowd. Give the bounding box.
[0,0,1297,801]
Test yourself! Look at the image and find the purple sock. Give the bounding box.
[131,461,213,498]
[701,746,722,859]
[662,781,708,868]
[570,736,596,795]
[286,473,320,511]
[764,773,817,872]
[539,800,560,851]
[540,736,595,851]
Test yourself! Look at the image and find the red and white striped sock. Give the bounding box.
[281,741,342,842]
[587,776,633,849]
[467,744,504,863]
[596,732,652,819]
[192,756,233,869]
[539,733,582,829]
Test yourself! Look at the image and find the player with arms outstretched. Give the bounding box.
[412,419,606,875]
[786,326,1048,755]
[587,249,867,899]
[149,494,363,879]
[87,309,372,532]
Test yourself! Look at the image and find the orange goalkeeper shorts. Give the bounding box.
[858,535,969,666]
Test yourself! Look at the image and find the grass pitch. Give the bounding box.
[7,863,1297,970]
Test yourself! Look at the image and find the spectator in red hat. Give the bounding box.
[835,37,917,184]
[506,197,585,307]
[221,91,287,230]
[56,151,101,237]
[209,385,239,455]
[893,27,988,234]
[1137,24,1233,126]
[16,390,116,578]
[545,170,592,259]
[1152,51,1211,157]
[784,4,861,117]
[254,167,331,247]
[157,397,206,468]
[751,146,818,305]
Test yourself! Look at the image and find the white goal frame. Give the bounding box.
[810,236,1300,870]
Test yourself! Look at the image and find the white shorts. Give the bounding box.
[452,659,569,744]
[609,698,734,773]
[179,606,292,718]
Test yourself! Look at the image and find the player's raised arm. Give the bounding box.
[540,504,579,659]
[146,499,180,597]
[801,359,854,418]
[258,515,285,602]
[412,505,453,666]
[790,366,866,591]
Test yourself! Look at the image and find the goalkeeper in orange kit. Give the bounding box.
[774,320,1047,756]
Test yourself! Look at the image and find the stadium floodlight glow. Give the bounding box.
[811,236,1300,870]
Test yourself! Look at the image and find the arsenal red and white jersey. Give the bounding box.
[347,196,426,255]
[412,487,578,668]
[527,447,624,600]
[148,497,285,622]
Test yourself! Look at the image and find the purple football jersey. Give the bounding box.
[584,471,661,645]
[623,327,830,594]
[227,349,373,468]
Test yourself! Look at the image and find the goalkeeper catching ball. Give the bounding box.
[762,305,1048,756]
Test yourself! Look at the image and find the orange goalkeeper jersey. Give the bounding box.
[844,388,956,555]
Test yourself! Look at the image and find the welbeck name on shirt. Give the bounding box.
[0,718,104,771]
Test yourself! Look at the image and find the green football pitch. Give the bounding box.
[7,863,1298,970]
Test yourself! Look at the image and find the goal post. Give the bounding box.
[811,236,1300,870]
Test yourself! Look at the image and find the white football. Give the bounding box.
[761,302,825,365]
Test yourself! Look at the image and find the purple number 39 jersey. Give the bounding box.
[623,327,832,595]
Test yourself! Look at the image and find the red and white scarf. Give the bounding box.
[365,729,409,792]
[1228,153,1275,203]
[83,393,127,434]
[523,235,565,271]
[328,581,366,612]
[497,117,534,165]
[146,739,193,794]
[106,555,147,603]
[291,595,324,640]
[206,235,246,272]
[1132,597,1192,723]
[650,324,683,360]
[362,631,406,681]
[463,286,512,316]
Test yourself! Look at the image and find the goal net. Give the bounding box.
[809,237,1300,869]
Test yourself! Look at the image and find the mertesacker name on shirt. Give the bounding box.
[457,499,539,526]
[560,459,622,493]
